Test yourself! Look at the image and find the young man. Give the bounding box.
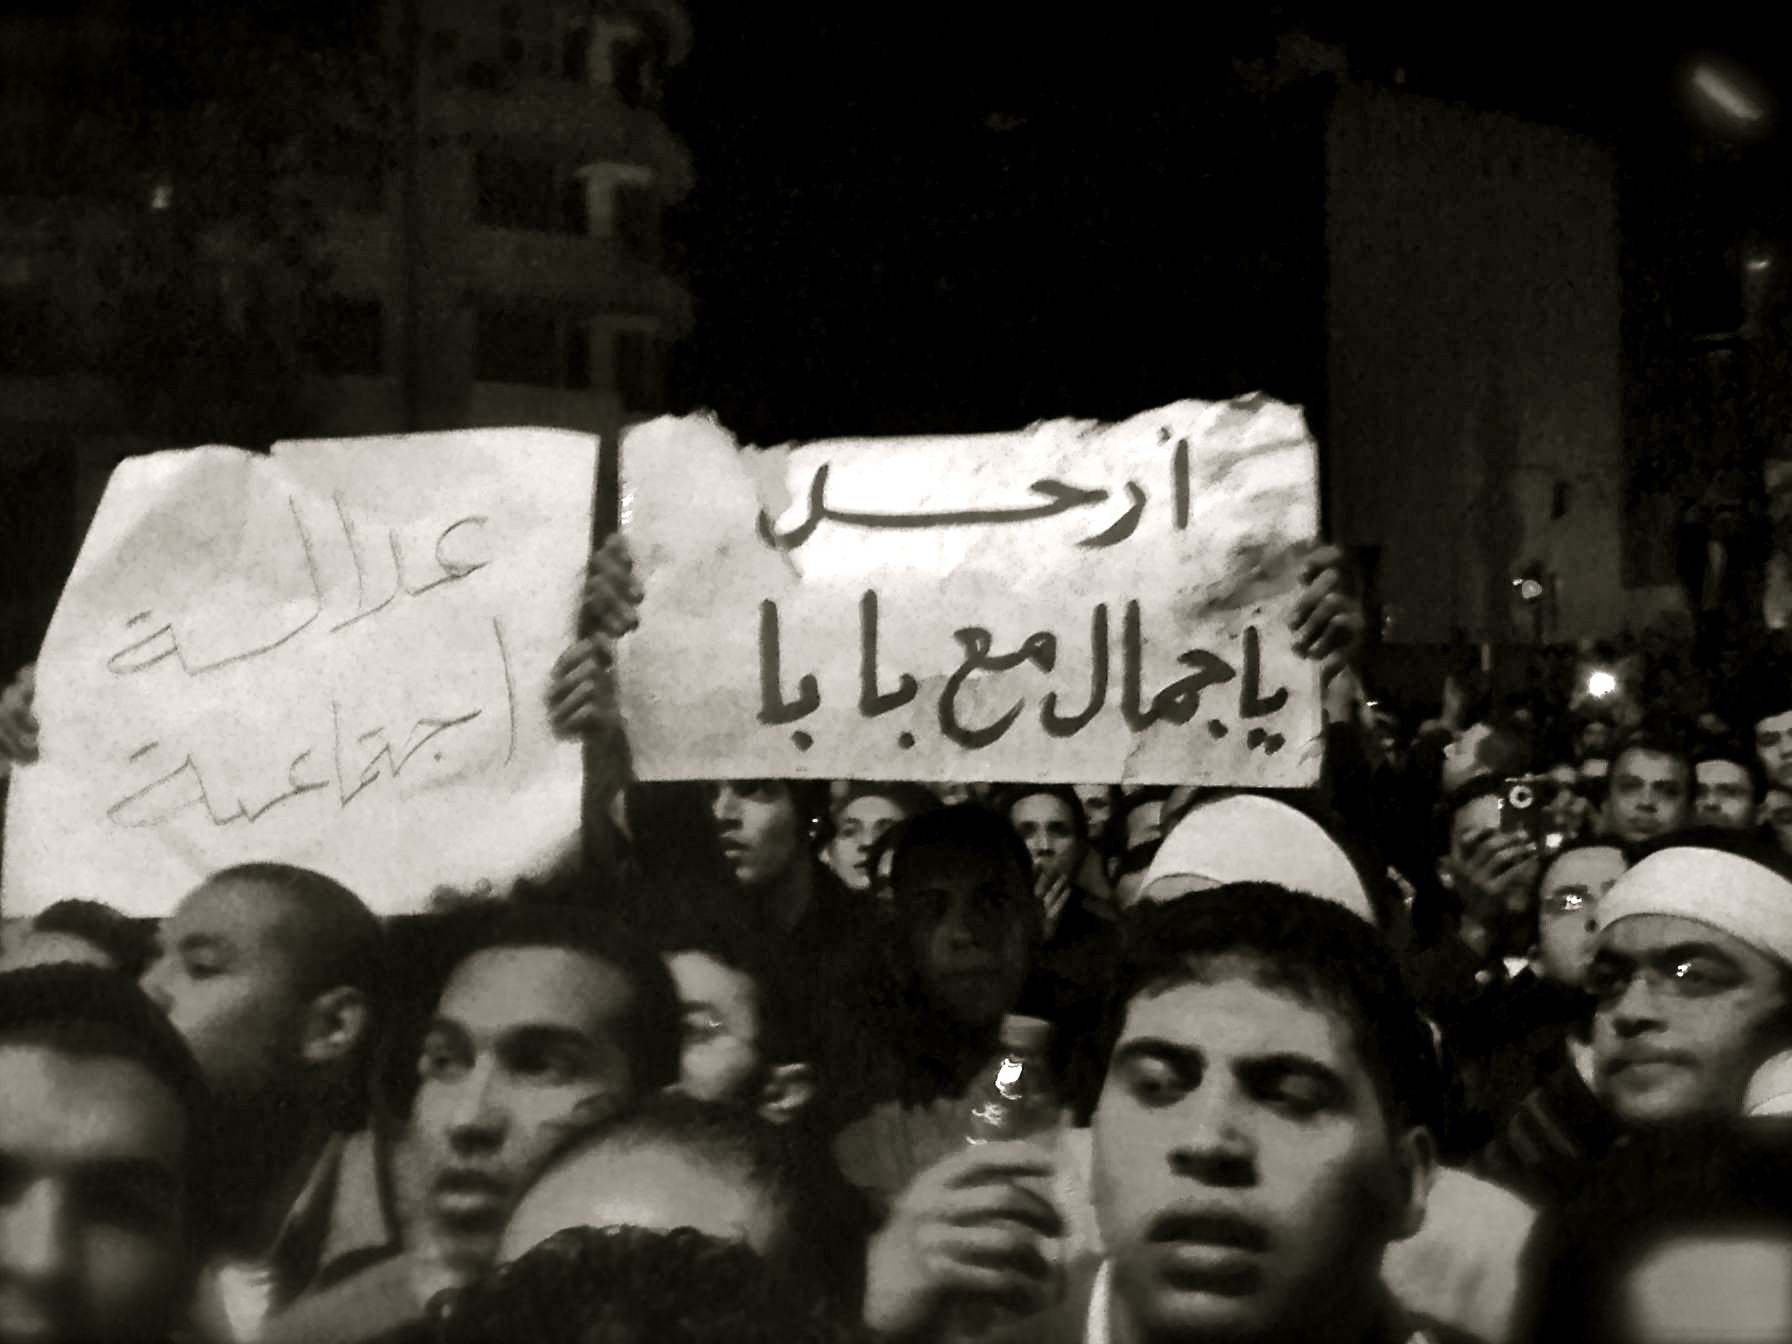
[825,783,939,895]
[1691,738,1768,833]
[1002,784,1119,995]
[864,885,1445,1344]
[0,964,213,1344]
[1601,727,1692,848]
[262,896,683,1344]
[1477,830,1792,1208]
[139,862,394,1336]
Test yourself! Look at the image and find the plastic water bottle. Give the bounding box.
[951,1015,1063,1340]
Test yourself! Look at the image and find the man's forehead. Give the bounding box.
[1697,759,1751,785]
[1758,711,1792,737]
[168,877,289,944]
[1615,748,1685,778]
[439,944,634,1033]
[1121,963,1357,1066]
[0,1043,187,1165]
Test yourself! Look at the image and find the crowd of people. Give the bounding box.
[5,536,1792,1342]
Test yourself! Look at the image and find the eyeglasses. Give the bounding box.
[1585,950,1747,1006]
[1539,889,1596,917]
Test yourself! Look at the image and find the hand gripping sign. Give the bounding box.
[617,397,1322,786]
[1,429,594,918]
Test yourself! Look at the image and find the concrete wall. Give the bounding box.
[1325,83,1644,643]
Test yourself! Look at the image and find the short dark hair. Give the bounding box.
[1692,736,1770,808]
[0,964,217,1241]
[1106,885,1439,1132]
[451,901,682,1093]
[438,1225,871,1344]
[206,862,387,1006]
[30,899,157,978]
[889,803,1033,900]
[1609,723,1692,781]
[996,783,1089,842]
[536,1092,871,1308]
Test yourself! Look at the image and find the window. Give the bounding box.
[306,127,386,214]
[0,286,56,376]
[614,329,663,410]
[564,323,591,389]
[561,22,590,81]
[614,183,659,261]
[474,152,560,231]
[611,31,662,109]
[307,297,384,376]
[477,308,564,386]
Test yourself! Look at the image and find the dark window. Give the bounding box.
[0,286,56,376]
[474,152,557,230]
[562,23,590,81]
[615,330,663,410]
[611,33,660,109]
[614,183,659,261]
[476,308,560,385]
[307,297,383,376]
[559,174,589,234]
[565,323,591,389]
[307,128,386,214]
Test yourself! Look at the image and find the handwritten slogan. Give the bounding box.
[618,398,1322,785]
[1,430,596,917]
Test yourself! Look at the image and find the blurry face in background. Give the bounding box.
[898,838,1035,1030]
[1075,785,1117,845]
[1604,750,1691,847]
[1535,846,1626,988]
[1696,760,1759,832]
[1762,790,1792,853]
[414,947,638,1276]
[0,1045,195,1344]
[707,781,802,890]
[1124,797,1165,855]
[1545,765,1590,839]
[1009,793,1083,885]
[1581,721,1614,761]
[666,951,762,1106]
[1590,915,1788,1127]
[1758,712,1792,792]
[825,793,907,893]
[139,879,308,1105]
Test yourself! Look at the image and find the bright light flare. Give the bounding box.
[1587,671,1618,698]
[1692,60,1768,126]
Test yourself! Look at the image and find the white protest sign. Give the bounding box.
[618,397,1322,785]
[1,430,595,918]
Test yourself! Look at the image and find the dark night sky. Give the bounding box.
[661,2,1792,445]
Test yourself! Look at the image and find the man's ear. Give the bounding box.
[756,1063,816,1126]
[301,986,371,1068]
[1391,1124,1439,1242]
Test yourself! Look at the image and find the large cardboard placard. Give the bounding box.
[618,398,1322,785]
[1,430,594,917]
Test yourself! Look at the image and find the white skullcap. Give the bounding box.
[1596,846,1792,968]
[1746,1050,1792,1118]
[1139,794,1375,924]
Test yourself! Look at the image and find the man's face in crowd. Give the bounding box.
[499,1140,785,1266]
[1448,794,1538,916]
[1074,785,1116,843]
[1009,793,1083,886]
[1695,760,1759,832]
[414,946,639,1275]
[1092,961,1425,1344]
[707,781,801,890]
[666,951,761,1107]
[1763,789,1792,854]
[1535,846,1626,988]
[140,878,308,1103]
[1756,711,1792,793]
[1591,915,1789,1126]
[899,838,1035,1030]
[825,794,906,894]
[0,1044,193,1344]
[1581,721,1614,760]
[1604,749,1691,847]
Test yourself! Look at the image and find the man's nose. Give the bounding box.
[1167,1084,1257,1188]
[444,1061,507,1153]
[139,957,173,1013]
[1607,974,1667,1035]
[0,1179,75,1298]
